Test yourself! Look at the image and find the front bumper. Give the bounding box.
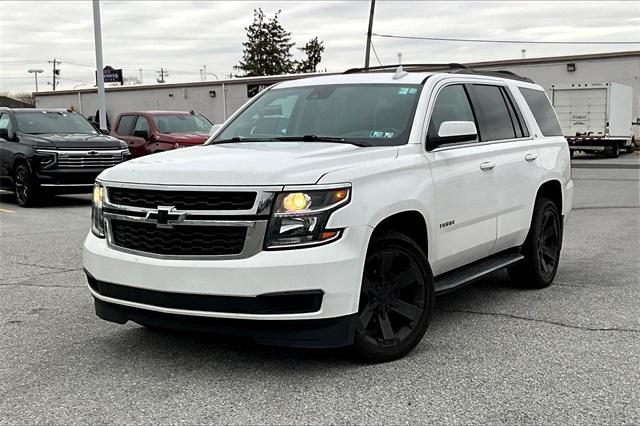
[36,168,106,191]
[83,225,371,322]
[94,299,356,348]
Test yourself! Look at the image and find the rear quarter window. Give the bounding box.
[519,88,563,136]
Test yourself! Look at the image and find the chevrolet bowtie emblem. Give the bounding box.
[145,206,186,229]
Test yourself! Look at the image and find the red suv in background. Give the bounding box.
[111,111,212,158]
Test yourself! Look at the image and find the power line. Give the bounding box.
[370,41,383,66]
[371,32,640,45]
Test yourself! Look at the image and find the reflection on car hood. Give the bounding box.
[99,141,399,185]
[26,133,126,149]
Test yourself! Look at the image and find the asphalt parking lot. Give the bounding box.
[1,153,639,424]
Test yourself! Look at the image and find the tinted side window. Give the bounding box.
[519,88,563,136]
[470,85,516,141]
[133,116,150,133]
[427,85,476,142]
[116,115,136,135]
[0,114,10,131]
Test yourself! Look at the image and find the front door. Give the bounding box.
[424,83,498,275]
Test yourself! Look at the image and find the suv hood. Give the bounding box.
[27,133,126,149]
[99,142,398,186]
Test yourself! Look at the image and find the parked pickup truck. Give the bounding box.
[551,82,635,158]
[111,111,212,158]
[0,108,129,207]
[85,67,573,361]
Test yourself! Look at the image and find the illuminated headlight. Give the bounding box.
[91,183,105,238]
[265,186,350,249]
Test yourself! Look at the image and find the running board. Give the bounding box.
[434,252,524,295]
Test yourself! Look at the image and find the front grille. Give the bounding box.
[110,219,247,256]
[108,187,256,210]
[57,151,124,168]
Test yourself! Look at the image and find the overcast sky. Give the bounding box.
[1,0,638,94]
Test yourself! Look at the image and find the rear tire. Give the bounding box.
[353,231,434,362]
[609,143,620,158]
[508,197,562,289]
[13,164,39,207]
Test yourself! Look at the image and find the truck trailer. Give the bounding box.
[551,82,635,158]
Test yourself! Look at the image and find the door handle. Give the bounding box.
[524,153,538,162]
[479,161,495,171]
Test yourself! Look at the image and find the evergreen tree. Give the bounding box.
[295,37,324,73]
[235,9,295,76]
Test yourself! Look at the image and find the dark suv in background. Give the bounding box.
[0,108,129,207]
[111,111,212,158]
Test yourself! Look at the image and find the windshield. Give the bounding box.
[15,111,98,135]
[152,114,212,134]
[213,84,422,146]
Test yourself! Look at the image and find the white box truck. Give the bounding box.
[551,82,635,158]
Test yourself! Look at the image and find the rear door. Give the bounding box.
[467,83,540,252]
[552,86,607,136]
[424,83,498,275]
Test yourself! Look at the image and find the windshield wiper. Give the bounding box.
[209,136,279,145]
[275,135,369,147]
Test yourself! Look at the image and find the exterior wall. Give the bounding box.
[474,56,640,119]
[35,82,242,124]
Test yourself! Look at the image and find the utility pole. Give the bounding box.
[203,65,207,81]
[364,0,376,69]
[156,68,168,83]
[139,68,143,84]
[47,59,61,91]
[28,69,44,92]
[92,0,107,131]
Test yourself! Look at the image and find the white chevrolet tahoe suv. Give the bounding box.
[84,67,573,361]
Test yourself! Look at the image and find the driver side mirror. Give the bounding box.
[432,121,478,146]
[133,129,149,140]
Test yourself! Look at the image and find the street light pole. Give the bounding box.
[364,0,376,69]
[92,0,108,131]
[28,69,44,92]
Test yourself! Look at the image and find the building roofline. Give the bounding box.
[34,72,338,97]
[34,50,639,97]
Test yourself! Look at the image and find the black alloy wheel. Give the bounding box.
[508,197,562,288]
[354,231,434,362]
[14,164,38,207]
[536,208,561,281]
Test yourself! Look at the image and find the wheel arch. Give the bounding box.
[536,179,563,215]
[370,209,430,259]
[10,155,29,179]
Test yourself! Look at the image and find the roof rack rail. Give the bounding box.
[343,63,469,74]
[343,63,535,83]
[450,68,535,83]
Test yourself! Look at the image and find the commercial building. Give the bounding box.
[35,50,640,125]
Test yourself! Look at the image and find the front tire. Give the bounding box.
[14,164,39,207]
[353,231,434,362]
[508,197,562,288]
